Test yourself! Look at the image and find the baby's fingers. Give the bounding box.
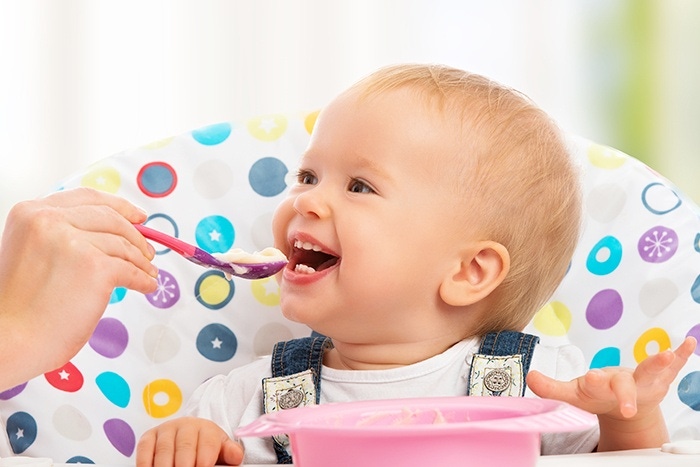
[635,337,697,385]
[604,370,638,418]
[526,370,577,402]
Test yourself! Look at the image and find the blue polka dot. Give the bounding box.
[137,162,177,197]
[586,236,623,276]
[145,213,179,255]
[692,275,700,304]
[249,157,289,197]
[641,182,682,215]
[6,411,37,454]
[678,371,700,411]
[96,372,131,408]
[590,347,621,369]
[192,122,232,146]
[109,287,127,304]
[195,215,235,254]
[195,270,235,310]
[66,456,95,464]
[196,323,237,362]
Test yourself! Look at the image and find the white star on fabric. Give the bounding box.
[258,118,278,134]
[211,337,223,349]
[263,279,279,296]
[209,230,222,242]
[95,175,107,186]
[15,428,24,439]
[59,370,70,380]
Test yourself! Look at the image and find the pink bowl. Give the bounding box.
[235,396,596,467]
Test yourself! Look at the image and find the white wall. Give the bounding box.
[1,0,697,231]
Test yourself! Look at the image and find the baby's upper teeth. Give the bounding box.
[294,240,322,252]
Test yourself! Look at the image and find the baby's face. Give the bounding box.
[272,88,474,344]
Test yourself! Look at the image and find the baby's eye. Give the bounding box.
[296,170,318,185]
[348,178,375,194]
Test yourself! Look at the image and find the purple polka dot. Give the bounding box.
[103,418,135,457]
[637,226,678,263]
[145,269,180,309]
[0,382,27,400]
[89,318,128,358]
[586,289,623,330]
[687,324,700,357]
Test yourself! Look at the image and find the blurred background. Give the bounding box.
[1,0,699,229]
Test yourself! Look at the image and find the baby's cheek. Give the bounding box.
[271,199,294,247]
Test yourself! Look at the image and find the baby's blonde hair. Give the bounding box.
[349,64,582,335]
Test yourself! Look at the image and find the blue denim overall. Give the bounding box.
[261,331,539,464]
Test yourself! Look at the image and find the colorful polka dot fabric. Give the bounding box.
[0,114,698,462]
[526,135,700,441]
[0,112,317,462]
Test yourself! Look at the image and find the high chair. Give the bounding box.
[0,112,698,462]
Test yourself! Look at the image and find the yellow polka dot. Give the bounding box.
[143,379,182,418]
[588,144,628,169]
[251,277,281,306]
[633,327,671,364]
[198,274,232,306]
[247,114,288,141]
[81,166,121,193]
[142,136,174,149]
[532,301,572,336]
[304,110,320,135]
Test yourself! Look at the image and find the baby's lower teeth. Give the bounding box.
[295,264,316,274]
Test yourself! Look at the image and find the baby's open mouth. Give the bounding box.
[289,240,339,274]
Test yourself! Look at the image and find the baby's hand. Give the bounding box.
[527,336,696,450]
[136,417,244,467]
[528,337,696,419]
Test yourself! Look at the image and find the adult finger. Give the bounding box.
[43,187,148,223]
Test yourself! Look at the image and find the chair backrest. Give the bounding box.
[0,115,698,462]
[528,134,700,441]
[0,112,316,462]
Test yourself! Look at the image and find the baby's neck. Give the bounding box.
[323,338,462,371]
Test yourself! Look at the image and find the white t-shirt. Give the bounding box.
[185,337,600,464]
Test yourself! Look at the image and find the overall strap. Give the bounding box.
[263,336,332,464]
[467,330,540,397]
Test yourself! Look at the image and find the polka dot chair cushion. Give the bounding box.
[526,135,700,441]
[0,115,698,462]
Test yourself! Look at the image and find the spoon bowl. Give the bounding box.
[134,223,287,280]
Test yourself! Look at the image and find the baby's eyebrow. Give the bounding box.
[351,154,392,181]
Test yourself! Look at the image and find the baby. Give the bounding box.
[135,64,695,466]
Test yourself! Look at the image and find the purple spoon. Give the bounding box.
[134,223,287,280]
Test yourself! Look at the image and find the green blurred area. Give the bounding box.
[582,0,699,202]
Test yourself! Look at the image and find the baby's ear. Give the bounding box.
[438,241,510,307]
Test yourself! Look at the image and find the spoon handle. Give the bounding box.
[133,223,196,258]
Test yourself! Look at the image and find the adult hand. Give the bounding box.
[0,187,158,390]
